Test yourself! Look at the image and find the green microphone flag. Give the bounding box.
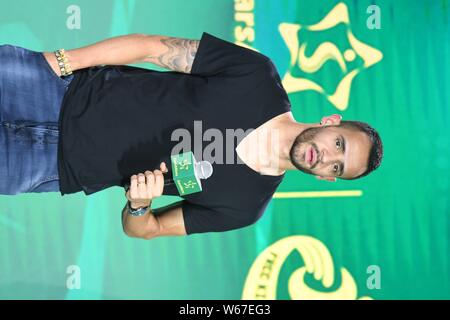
[171,151,203,196]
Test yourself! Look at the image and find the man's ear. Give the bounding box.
[320,114,342,126]
[316,175,337,182]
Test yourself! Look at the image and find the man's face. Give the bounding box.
[289,125,371,180]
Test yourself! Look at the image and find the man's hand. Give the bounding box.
[125,162,168,209]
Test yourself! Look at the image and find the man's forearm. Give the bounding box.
[64,33,156,70]
[122,201,160,239]
[44,33,198,76]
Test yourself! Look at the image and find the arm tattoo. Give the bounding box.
[145,37,199,74]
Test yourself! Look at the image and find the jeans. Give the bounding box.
[0,44,74,195]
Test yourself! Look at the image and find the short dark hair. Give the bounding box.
[338,120,383,180]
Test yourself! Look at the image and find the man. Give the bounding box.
[42,32,383,238]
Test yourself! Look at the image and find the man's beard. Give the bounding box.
[289,126,323,174]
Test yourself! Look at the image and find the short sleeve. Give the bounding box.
[190,32,270,77]
[182,200,255,235]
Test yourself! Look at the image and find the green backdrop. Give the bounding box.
[0,0,448,299]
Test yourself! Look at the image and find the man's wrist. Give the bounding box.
[129,201,149,210]
[127,201,151,216]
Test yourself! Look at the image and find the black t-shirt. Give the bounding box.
[57,32,291,234]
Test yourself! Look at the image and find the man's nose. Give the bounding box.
[320,147,341,164]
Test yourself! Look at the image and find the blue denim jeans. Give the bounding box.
[0,44,74,195]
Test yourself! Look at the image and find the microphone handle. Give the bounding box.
[123,177,174,191]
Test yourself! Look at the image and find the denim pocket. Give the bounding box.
[29,176,60,193]
[0,122,58,195]
[2,121,59,148]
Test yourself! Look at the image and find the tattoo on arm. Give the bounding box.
[144,37,199,74]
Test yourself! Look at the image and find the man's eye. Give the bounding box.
[336,139,341,149]
[333,164,339,172]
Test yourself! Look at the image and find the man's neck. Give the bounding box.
[259,112,317,174]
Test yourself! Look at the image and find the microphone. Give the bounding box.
[194,160,214,179]
[123,158,213,194]
[159,160,213,187]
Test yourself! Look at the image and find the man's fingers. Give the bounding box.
[127,166,167,203]
[153,169,164,197]
[137,173,147,196]
[145,171,155,197]
[130,175,138,198]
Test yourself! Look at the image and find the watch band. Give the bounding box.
[127,201,149,216]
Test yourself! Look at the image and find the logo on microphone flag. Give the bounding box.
[171,151,203,195]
